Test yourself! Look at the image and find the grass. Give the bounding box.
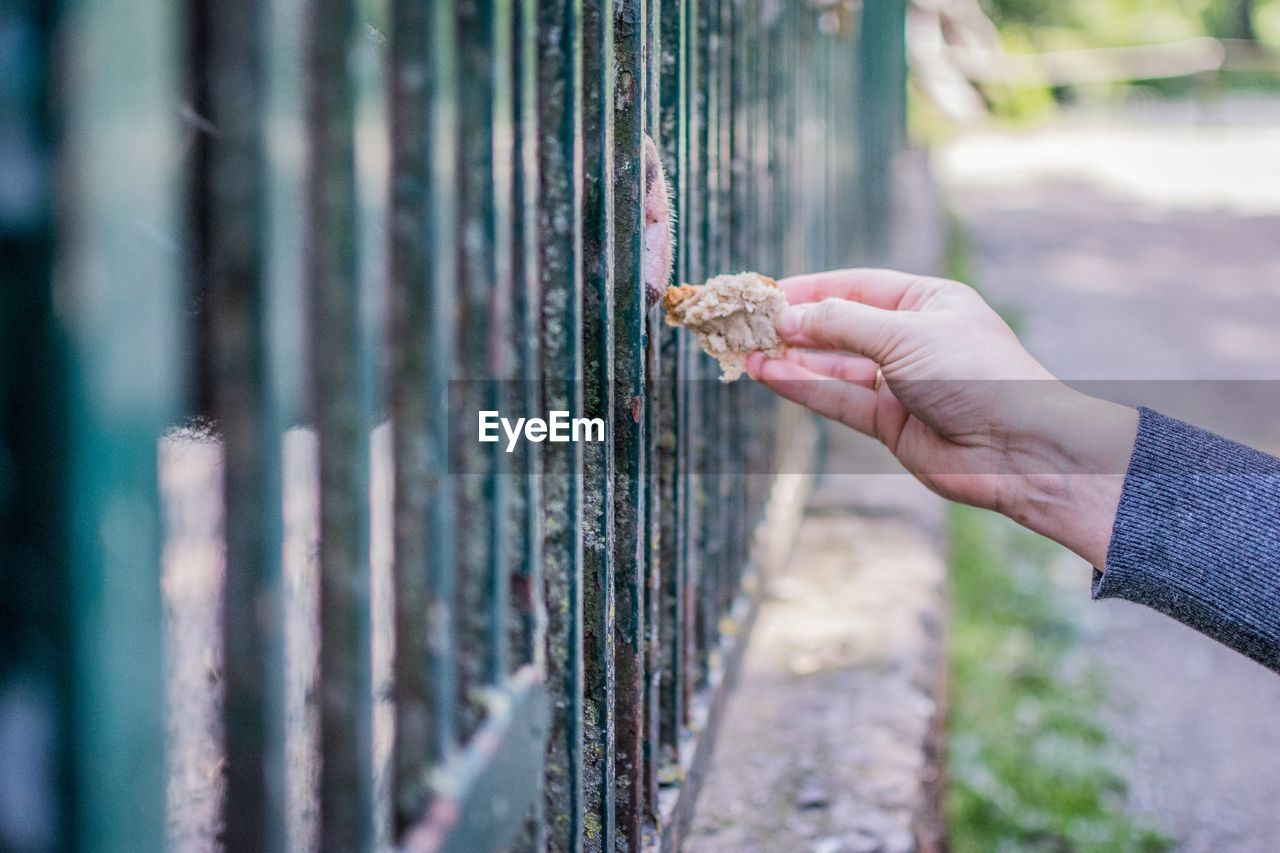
[945,504,1171,852]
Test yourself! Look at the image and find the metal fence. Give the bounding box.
[0,0,906,850]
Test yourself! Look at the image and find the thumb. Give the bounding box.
[776,298,905,362]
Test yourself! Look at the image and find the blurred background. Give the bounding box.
[913,1,1280,850]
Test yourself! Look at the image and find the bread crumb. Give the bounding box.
[663,272,788,381]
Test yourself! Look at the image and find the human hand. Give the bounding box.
[744,268,1138,567]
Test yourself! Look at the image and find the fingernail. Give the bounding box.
[776,305,804,337]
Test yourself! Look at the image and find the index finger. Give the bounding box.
[779,268,933,311]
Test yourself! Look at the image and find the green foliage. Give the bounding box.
[983,0,1280,50]
[946,505,1172,852]
[981,0,1077,29]
[979,28,1060,124]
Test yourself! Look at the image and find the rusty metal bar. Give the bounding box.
[425,0,460,773]
[306,0,373,845]
[388,0,433,833]
[654,0,687,789]
[507,0,547,845]
[580,0,619,845]
[610,0,648,847]
[453,0,502,742]
[199,0,290,848]
[536,0,587,848]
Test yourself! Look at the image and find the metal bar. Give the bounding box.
[693,0,717,692]
[655,0,685,772]
[535,0,586,847]
[388,0,434,833]
[0,6,63,853]
[580,0,618,845]
[453,0,501,742]
[508,0,546,842]
[611,0,647,846]
[712,0,732,625]
[680,0,703,707]
[858,0,905,261]
[196,0,292,848]
[487,0,516,689]
[641,0,664,822]
[426,0,460,768]
[510,0,545,678]
[306,0,373,845]
[49,0,182,847]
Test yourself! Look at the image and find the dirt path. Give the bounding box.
[938,97,1280,851]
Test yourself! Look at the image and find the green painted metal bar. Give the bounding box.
[714,0,734,623]
[306,0,373,845]
[452,0,502,742]
[198,0,291,848]
[48,0,182,847]
[692,0,717,691]
[858,0,905,261]
[510,0,545,677]
[580,0,618,845]
[535,0,586,848]
[610,0,647,847]
[508,0,546,843]
[486,0,516,690]
[0,7,62,853]
[387,0,434,834]
[675,0,698,729]
[640,0,663,818]
[654,0,687,771]
[426,0,460,769]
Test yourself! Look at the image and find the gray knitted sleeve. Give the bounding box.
[1093,407,1280,672]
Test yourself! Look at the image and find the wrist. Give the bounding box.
[999,387,1139,567]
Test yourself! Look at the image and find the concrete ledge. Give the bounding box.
[687,473,948,853]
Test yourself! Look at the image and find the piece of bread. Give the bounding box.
[662,272,788,381]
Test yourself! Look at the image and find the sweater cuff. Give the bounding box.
[1093,407,1280,672]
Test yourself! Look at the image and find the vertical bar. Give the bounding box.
[510,0,546,842]
[487,0,516,688]
[0,4,61,852]
[639,0,662,823]
[351,3,392,847]
[655,0,685,771]
[197,0,291,847]
[693,0,717,691]
[263,0,311,844]
[711,0,732,624]
[53,0,181,846]
[611,0,647,847]
[858,0,906,262]
[536,0,586,848]
[306,0,373,845]
[511,0,545,678]
[452,0,503,742]
[681,0,704,701]
[580,0,617,845]
[427,0,460,771]
[388,0,433,834]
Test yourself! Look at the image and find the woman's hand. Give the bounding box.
[745,268,1139,567]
